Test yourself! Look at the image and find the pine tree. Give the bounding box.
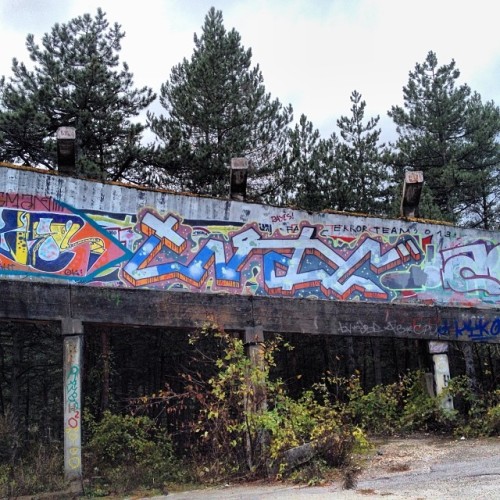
[281,93,389,215]
[388,51,500,226]
[148,7,292,199]
[334,90,390,215]
[0,9,155,181]
[279,114,327,210]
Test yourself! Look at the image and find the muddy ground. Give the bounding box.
[161,435,500,499]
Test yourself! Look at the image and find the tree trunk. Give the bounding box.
[462,343,479,395]
[11,329,22,461]
[371,338,382,386]
[346,337,356,376]
[100,329,110,414]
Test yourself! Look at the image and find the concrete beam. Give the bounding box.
[0,279,498,343]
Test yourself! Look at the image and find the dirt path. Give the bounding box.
[162,436,500,499]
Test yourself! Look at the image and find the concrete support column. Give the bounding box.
[429,341,453,410]
[56,126,77,175]
[243,325,266,470]
[244,325,267,412]
[62,318,84,488]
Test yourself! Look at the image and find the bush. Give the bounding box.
[399,372,455,433]
[130,327,499,487]
[485,404,500,435]
[443,379,500,437]
[317,371,458,436]
[133,327,367,483]
[85,411,184,494]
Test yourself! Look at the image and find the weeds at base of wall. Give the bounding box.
[0,408,67,497]
[0,442,66,497]
[442,379,500,438]
[129,326,371,486]
[2,325,499,497]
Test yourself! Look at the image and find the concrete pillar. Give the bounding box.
[56,126,77,175]
[62,318,84,489]
[400,170,424,218]
[244,325,267,414]
[229,157,248,201]
[243,325,266,470]
[429,341,453,410]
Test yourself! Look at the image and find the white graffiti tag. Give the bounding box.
[441,243,500,295]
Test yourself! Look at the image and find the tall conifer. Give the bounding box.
[0,9,155,181]
[149,8,292,198]
[388,51,500,226]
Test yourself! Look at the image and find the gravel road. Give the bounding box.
[159,436,500,499]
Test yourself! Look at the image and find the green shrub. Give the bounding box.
[319,371,458,436]
[443,378,500,437]
[133,327,364,483]
[85,411,183,494]
[399,373,455,432]
[484,404,500,435]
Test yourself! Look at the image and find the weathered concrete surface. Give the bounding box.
[1,279,499,342]
[1,163,500,342]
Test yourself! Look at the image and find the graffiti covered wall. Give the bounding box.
[1,166,499,319]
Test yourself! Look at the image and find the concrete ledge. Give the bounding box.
[0,279,498,342]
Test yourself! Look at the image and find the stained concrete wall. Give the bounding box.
[1,164,499,341]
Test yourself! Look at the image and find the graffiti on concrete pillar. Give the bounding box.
[64,336,82,475]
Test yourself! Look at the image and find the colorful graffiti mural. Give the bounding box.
[1,190,499,308]
[0,198,129,281]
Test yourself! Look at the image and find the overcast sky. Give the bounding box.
[1,0,498,143]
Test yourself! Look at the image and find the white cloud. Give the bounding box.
[0,0,498,142]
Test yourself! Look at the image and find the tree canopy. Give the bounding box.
[0,9,498,228]
[0,9,155,181]
[148,7,293,199]
[280,91,389,215]
[388,51,500,227]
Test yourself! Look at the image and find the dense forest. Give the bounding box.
[0,7,499,496]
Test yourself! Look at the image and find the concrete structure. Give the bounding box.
[1,162,499,486]
[0,163,498,342]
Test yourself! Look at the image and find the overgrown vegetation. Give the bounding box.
[0,325,498,497]
[124,327,498,487]
[83,411,182,496]
[128,326,369,483]
[0,409,65,497]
